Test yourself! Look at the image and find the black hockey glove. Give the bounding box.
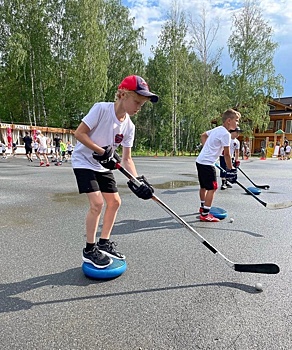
[92,145,113,161]
[127,175,154,200]
[225,168,237,183]
[233,160,241,168]
[92,146,121,170]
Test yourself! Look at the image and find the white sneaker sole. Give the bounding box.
[82,256,113,269]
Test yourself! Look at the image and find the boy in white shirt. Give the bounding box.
[196,109,240,222]
[220,128,241,190]
[36,130,50,166]
[72,75,158,268]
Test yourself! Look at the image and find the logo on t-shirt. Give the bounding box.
[115,134,123,144]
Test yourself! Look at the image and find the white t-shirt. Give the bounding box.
[37,135,47,149]
[196,126,231,165]
[230,138,240,157]
[72,102,135,171]
[67,143,73,151]
[285,145,291,153]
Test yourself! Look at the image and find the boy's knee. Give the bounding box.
[112,197,121,209]
[90,200,104,213]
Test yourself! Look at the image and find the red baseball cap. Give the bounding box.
[118,75,159,103]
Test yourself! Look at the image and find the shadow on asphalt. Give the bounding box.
[0,269,259,314]
[112,214,263,238]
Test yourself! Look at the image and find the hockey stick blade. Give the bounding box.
[238,167,270,189]
[253,184,270,190]
[265,201,292,210]
[116,163,280,275]
[234,263,280,274]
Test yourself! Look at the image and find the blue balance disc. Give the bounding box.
[246,186,261,195]
[210,207,228,220]
[82,258,127,280]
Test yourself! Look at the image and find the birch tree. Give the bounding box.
[227,0,284,133]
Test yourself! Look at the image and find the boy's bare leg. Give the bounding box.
[86,192,104,243]
[100,192,121,239]
[199,188,216,207]
[204,190,216,207]
[199,188,207,203]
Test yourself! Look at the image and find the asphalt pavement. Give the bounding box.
[0,155,292,350]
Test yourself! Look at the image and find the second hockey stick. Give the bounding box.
[215,163,292,210]
[115,163,279,274]
[238,166,270,189]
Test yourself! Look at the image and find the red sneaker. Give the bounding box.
[46,163,50,167]
[200,213,220,222]
[40,162,44,166]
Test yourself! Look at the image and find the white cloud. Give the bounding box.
[122,0,292,96]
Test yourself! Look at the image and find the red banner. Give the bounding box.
[7,127,12,149]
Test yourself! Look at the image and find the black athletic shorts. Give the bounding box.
[25,146,32,154]
[73,168,118,194]
[196,162,218,191]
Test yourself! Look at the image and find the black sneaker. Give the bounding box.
[98,241,126,260]
[226,183,233,188]
[221,184,227,190]
[83,245,113,268]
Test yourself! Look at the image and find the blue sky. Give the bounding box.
[122,0,292,98]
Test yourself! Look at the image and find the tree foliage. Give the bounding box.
[0,0,285,153]
[226,0,284,135]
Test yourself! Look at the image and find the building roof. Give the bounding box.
[273,97,292,107]
[269,110,292,116]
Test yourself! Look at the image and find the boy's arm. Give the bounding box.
[234,148,240,161]
[200,132,208,146]
[121,147,138,177]
[74,121,105,154]
[223,146,233,169]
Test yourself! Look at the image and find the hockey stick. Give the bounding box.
[115,163,279,274]
[238,167,270,190]
[215,163,292,210]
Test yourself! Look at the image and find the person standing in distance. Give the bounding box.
[53,133,61,162]
[36,130,50,166]
[196,109,241,222]
[72,75,159,268]
[23,131,33,162]
[220,127,241,190]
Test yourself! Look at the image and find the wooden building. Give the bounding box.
[251,97,292,157]
[0,123,76,154]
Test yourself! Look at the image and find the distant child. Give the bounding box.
[33,139,41,161]
[285,144,291,160]
[12,142,17,156]
[67,141,73,160]
[36,130,50,166]
[220,127,241,190]
[72,75,158,268]
[1,141,7,159]
[279,145,285,160]
[23,131,33,162]
[60,140,67,162]
[196,109,240,222]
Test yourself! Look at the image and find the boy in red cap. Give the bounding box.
[72,75,158,269]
